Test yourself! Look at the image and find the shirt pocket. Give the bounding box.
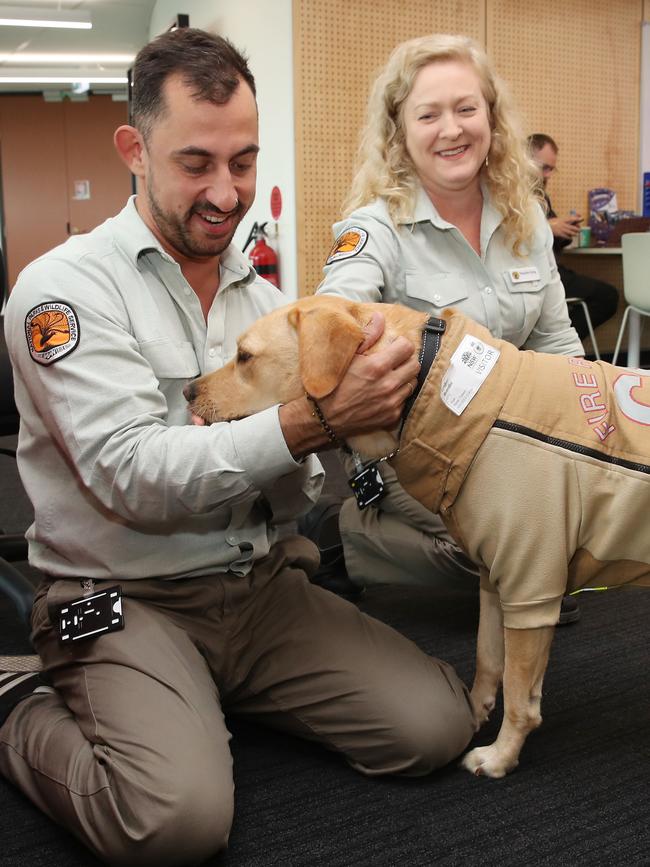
[138,338,200,380]
[404,271,470,310]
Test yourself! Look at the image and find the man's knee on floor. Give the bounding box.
[100,777,234,867]
[350,675,475,778]
[392,692,474,775]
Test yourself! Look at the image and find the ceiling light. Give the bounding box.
[0,76,127,84]
[0,53,134,64]
[0,6,92,29]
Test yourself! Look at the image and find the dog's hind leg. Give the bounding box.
[462,625,555,778]
[469,585,504,729]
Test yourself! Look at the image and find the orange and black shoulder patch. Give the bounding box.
[25,301,80,366]
[326,227,368,264]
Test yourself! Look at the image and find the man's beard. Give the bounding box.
[146,182,241,260]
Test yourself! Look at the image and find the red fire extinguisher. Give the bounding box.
[244,222,280,289]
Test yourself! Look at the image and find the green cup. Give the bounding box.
[577,226,591,248]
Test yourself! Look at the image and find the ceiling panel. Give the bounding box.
[0,0,157,94]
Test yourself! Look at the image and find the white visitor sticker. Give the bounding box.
[440,334,500,416]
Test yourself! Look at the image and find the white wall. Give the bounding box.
[149,0,298,297]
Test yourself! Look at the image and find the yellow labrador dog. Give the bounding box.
[184,294,650,778]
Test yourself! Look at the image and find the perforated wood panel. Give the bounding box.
[487,0,642,221]
[294,0,483,294]
[295,0,644,306]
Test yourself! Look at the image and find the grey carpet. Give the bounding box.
[1,444,649,865]
[2,586,649,866]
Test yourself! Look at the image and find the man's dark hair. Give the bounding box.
[527,133,558,154]
[131,28,256,140]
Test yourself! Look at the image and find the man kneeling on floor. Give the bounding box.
[0,27,474,867]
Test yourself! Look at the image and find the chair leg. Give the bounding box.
[627,310,641,369]
[611,306,631,367]
[566,298,600,361]
[580,302,601,361]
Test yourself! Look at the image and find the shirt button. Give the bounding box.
[208,347,216,357]
[226,535,236,545]
[484,286,493,295]
[433,293,441,303]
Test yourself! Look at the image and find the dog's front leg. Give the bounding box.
[469,586,504,729]
[462,625,554,778]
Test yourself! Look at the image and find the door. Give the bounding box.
[0,94,131,289]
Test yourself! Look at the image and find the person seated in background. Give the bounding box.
[301,34,582,626]
[0,28,476,867]
[527,133,619,344]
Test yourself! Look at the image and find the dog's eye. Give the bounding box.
[237,349,252,363]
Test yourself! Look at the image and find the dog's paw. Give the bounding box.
[470,694,495,729]
[460,745,517,779]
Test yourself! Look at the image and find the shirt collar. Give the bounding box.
[218,241,257,290]
[402,180,503,237]
[111,196,166,263]
[112,196,257,288]
[407,184,448,227]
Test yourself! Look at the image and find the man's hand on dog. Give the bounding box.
[279,311,418,459]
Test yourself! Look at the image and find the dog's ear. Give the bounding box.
[289,305,364,399]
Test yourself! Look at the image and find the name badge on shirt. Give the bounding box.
[440,334,501,416]
[508,267,540,284]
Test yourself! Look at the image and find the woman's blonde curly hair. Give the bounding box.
[343,34,542,256]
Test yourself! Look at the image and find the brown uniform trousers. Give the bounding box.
[0,536,474,867]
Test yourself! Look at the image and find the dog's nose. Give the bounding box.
[183,381,196,402]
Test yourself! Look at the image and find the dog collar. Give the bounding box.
[401,316,446,423]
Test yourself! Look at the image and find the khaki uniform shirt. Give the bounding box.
[393,311,650,628]
[318,185,583,356]
[5,198,323,580]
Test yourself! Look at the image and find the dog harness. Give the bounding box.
[402,316,446,423]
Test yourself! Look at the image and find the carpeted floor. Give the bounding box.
[1,443,649,866]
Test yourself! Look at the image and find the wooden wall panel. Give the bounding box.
[64,97,130,237]
[294,0,644,300]
[294,0,483,294]
[487,0,641,221]
[0,97,68,289]
[0,95,131,289]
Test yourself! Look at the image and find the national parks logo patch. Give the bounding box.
[326,227,368,264]
[25,301,80,366]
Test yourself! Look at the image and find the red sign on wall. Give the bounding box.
[270,186,282,221]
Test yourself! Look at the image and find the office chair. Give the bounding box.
[565,297,601,360]
[0,316,36,627]
[612,233,650,368]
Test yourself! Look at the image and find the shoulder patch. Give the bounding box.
[25,301,80,366]
[326,227,368,264]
